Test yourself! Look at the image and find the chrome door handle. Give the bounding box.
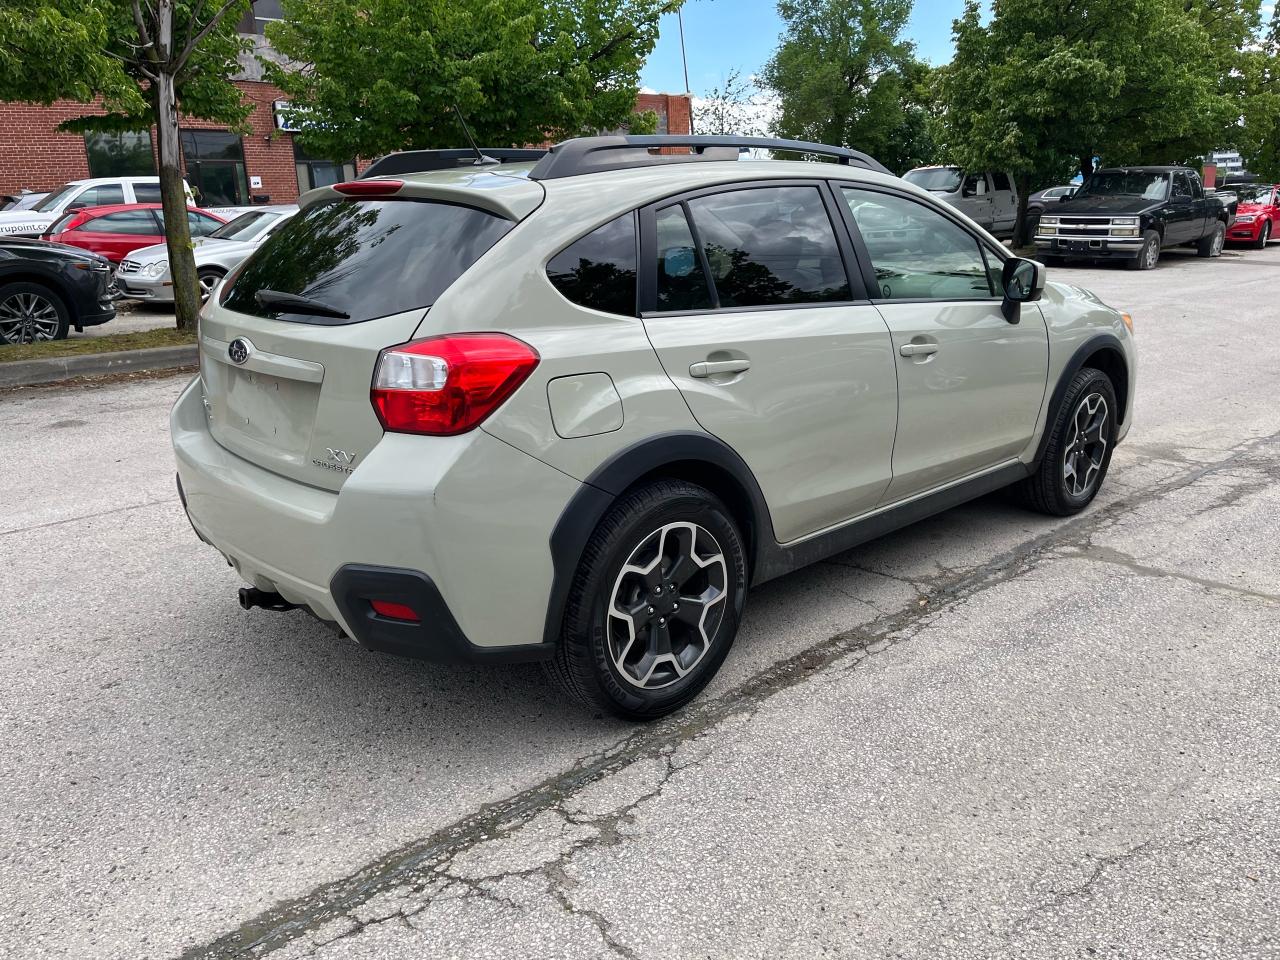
[690,359,751,378]
[899,343,939,357]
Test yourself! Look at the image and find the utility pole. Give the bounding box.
[677,8,693,133]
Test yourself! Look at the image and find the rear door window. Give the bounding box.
[133,183,161,202]
[683,186,851,307]
[91,209,161,235]
[655,204,714,311]
[546,213,637,316]
[223,199,513,324]
[75,184,125,206]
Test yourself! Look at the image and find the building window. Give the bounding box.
[181,130,249,207]
[293,141,356,194]
[237,0,282,34]
[84,131,156,178]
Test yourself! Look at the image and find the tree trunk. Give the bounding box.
[1012,173,1033,249]
[1079,153,1095,181]
[154,1,200,331]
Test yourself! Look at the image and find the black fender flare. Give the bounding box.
[541,431,775,647]
[1032,332,1129,469]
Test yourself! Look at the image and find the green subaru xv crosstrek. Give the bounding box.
[172,135,1136,720]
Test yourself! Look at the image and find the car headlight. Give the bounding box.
[1111,217,1139,226]
[1039,225,1057,235]
[144,260,168,278]
[1112,228,1139,237]
[1039,216,1060,226]
[1235,214,1256,223]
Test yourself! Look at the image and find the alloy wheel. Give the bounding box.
[198,272,221,301]
[1212,225,1225,256]
[0,292,61,343]
[1143,238,1159,269]
[1063,393,1109,499]
[607,521,728,690]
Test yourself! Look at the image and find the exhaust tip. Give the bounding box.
[238,587,300,613]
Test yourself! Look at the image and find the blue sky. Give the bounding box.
[639,0,969,96]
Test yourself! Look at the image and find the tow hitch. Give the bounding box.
[238,587,300,613]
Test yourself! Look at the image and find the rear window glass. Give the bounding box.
[223,198,513,324]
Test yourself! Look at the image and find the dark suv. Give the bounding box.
[0,237,115,343]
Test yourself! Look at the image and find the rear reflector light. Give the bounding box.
[333,179,404,196]
[371,334,539,436]
[370,600,420,622]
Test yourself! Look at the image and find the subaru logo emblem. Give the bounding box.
[228,338,251,365]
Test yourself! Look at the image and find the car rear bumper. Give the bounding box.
[171,377,579,660]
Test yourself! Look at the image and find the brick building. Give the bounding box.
[0,9,692,206]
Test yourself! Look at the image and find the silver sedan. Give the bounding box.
[115,205,297,303]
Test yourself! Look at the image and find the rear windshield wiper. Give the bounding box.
[255,288,350,319]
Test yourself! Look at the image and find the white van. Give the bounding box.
[903,166,1019,238]
[0,176,195,238]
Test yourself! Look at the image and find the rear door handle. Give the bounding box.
[899,343,939,357]
[690,359,751,378]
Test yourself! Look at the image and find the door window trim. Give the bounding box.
[638,178,872,316]
[831,181,1009,306]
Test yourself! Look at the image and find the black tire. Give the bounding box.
[1253,220,1271,250]
[197,267,225,302]
[0,281,71,344]
[1127,230,1161,270]
[546,479,748,721]
[1197,221,1225,258]
[1015,368,1119,516]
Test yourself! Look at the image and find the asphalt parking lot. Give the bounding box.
[3,245,1278,959]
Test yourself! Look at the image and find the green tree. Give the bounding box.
[759,0,938,174]
[942,0,1239,246]
[265,0,682,161]
[1239,7,1280,181]
[0,0,251,330]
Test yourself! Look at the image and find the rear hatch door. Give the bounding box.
[199,192,517,491]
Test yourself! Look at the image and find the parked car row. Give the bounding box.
[0,175,299,343]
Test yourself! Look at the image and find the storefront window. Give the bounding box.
[181,130,249,207]
[293,141,356,194]
[84,131,156,178]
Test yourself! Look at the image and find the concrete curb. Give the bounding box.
[0,344,197,389]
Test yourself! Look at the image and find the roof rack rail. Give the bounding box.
[528,135,891,180]
[359,148,548,180]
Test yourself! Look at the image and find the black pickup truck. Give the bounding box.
[1035,166,1236,270]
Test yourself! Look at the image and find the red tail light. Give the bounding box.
[371,334,539,436]
[333,179,404,196]
[370,600,420,622]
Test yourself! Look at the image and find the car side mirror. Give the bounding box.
[66,201,87,211]
[1059,194,1071,203]
[1000,257,1045,323]
[962,185,977,198]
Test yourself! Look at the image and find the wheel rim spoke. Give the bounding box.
[0,293,58,343]
[1062,392,1109,498]
[607,520,728,690]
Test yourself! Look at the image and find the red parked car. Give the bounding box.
[1226,184,1280,248]
[42,203,225,263]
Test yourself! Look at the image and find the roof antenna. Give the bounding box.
[453,105,496,166]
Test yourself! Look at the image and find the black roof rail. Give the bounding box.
[528,135,892,180]
[359,148,548,180]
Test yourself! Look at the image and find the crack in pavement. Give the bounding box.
[1012,833,1209,935]
[172,430,1280,960]
[0,497,176,538]
[1055,544,1280,605]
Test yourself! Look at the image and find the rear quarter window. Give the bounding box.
[546,213,637,316]
[223,198,513,324]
